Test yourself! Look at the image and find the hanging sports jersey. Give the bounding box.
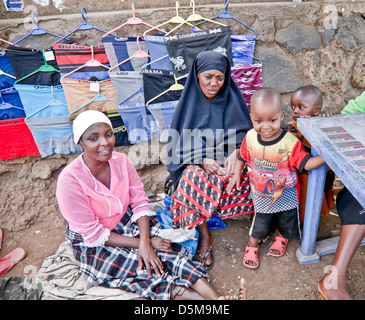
[0,117,40,160]
[53,43,110,81]
[6,45,60,86]
[102,36,149,72]
[164,27,232,78]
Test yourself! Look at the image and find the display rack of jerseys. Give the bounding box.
[6,46,81,158]
[0,0,263,161]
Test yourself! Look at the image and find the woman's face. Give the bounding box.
[197,70,225,101]
[79,122,115,163]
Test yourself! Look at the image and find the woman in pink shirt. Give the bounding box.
[56,110,245,300]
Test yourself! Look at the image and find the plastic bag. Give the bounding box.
[207,214,227,230]
[156,195,199,255]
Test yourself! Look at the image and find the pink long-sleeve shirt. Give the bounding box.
[56,152,154,247]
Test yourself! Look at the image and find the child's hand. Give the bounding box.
[319,111,332,117]
[226,175,240,194]
[224,149,238,175]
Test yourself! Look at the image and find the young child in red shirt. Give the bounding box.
[227,88,326,269]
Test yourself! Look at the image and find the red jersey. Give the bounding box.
[240,128,310,213]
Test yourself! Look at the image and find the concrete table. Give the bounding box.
[295,113,365,264]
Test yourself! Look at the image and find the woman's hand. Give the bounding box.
[202,158,227,176]
[138,239,165,278]
[136,216,171,278]
[151,237,173,252]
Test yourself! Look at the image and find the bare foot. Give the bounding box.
[218,278,247,300]
[318,271,353,300]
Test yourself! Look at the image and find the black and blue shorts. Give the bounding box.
[250,207,301,240]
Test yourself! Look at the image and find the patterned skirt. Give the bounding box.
[66,208,208,300]
[171,165,255,229]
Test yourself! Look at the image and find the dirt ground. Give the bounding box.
[1,207,365,300]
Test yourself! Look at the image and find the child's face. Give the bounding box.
[250,98,284,141]
[290,91,321,120]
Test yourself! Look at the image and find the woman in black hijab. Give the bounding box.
[167,51,253,270]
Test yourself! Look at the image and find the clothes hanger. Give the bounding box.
[0,92,22,112]
[185,0,226,27]
[13,12,70,45]
[25,85,67,119]
[192,0,257,35]
[69,80,118,116]
[61,46,110,79]
[0,50,16,79]
[0,69,16,79]
[108,37,150,72]
[146,74,184,105]
[55,8,116,43]
[0,38,15,46]
[141,54,169,69]
[119,86,144,105]
[143,1,199,37]
[14,50,60,84]
[0,47,17,80]
[231,52,262,66]
[102,3,166,38]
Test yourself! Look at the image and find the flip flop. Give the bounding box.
[0,248,26,275]
[243,245,259,269]
[317,283,328,300]
[195,245,214,271]
[267,236,288,257]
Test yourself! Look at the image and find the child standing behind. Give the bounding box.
[227,88,326,269]
[287,85,335,222]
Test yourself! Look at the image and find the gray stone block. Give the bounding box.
[257,46,301,93]
[336,13,365,51]
[275,20,322,54]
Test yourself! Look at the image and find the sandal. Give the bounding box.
[267,236,288,257]
[317,283,328,300]
[0,248,26,275]
[195,245,214,271]
[243,245,259,269]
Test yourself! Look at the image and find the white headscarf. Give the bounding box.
[72,110,113,144]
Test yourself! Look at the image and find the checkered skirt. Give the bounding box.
[66,208,208,300]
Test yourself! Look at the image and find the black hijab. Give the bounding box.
[167,51,252,187]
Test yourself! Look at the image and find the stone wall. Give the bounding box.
[0,0,364,231]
